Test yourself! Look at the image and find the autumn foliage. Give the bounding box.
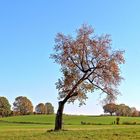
[51,24,125,130]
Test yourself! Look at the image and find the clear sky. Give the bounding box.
[0,0,140,115]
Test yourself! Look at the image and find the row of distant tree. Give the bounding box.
[103,103,140,117]
[0,96,54,117]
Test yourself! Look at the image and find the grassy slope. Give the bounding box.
[0,115,140,140]
[0,114,55,124]
[1,114,140,124]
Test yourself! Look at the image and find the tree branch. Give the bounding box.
[69,56,83,72]
[87,78,111,95]
[62,73,87,104]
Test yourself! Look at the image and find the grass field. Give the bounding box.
[0,115,140,140]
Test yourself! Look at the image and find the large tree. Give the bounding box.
[0,97,11,117]
[13,96,33,115]
[51,25,124,130]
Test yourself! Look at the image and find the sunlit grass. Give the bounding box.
[1,115,140,140]
[1,115,140,125]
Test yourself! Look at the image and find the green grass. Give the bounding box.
[0,114,55,124]
[1,114,140,125]
[0,115,140,140]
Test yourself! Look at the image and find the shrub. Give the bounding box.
[122,121,137,125]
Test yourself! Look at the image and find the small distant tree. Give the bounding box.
[51,24,124,130]
[103,103,117,116]
[132,110,139,117]
[115,104,131,116]
[45,102,54,114]
[13,96,33,115]
[35,103,47,114]
[130,107,139,117]
[137,111,140,117]
[0,97,11,117]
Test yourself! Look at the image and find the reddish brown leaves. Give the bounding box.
[51,24,124,105]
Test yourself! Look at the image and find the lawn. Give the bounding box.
[0,115,140,140]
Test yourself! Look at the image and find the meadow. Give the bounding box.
[0,115,140,140]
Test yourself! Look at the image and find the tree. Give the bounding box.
[115,104,131,116]
[13,96,33,115]
[132,110,139,117]
[51,24,124,130]
[0,97,11,117]
[103,103,117,116]
[45,102,54,114]
[130,107,139,117]
[35,103,47,114]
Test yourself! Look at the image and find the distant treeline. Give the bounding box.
[103,103,140,117]
[0,96,54,117]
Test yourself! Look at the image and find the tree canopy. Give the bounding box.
[115,104,131,116]
[45,102,54,114]
[0,96,11,117]
[103,103,117,116]
[13,96,33,115]
[52,25,124,104]
[35,103,47,114]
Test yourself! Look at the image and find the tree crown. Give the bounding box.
[51,24,124,105]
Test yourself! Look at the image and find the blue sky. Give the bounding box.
[0,0,140,115]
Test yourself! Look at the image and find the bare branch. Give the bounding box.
[69,55,83,72]
[87,78,111,95]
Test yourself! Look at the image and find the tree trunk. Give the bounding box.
[54,101,64,131]
[54,73,86,131]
